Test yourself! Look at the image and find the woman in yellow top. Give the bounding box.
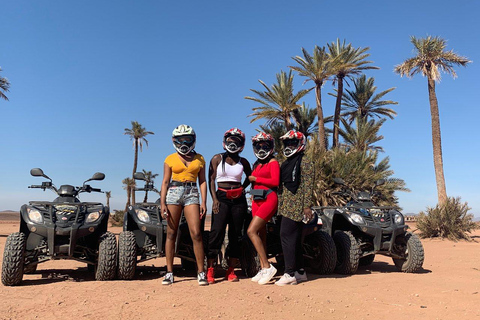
[160,124,208,286]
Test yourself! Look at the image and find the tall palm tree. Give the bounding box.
[246,70,311,130]
[124,121,154,204]
[105,191,111,208]
[327,39,379,148]
[338,116,385,153]
[337,75,398,123]
[0,67,10,101]
[141,169,159,203]
[394,36,471,205]
[122,178,136,211]
[290,46,335,151]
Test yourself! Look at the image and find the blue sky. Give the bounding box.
[1,0,479,217]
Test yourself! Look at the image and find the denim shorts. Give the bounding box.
[166,185,200,206]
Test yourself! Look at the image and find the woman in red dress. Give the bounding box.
[247,132,280,285]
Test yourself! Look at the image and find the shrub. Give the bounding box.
[110,210,125,227]
[417,197,478,241]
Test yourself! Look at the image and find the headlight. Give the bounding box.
[349,212,365,225]
[135,209,150,223]
[86,211,101,223]
[394,212,404,225]
[27,208,43,224]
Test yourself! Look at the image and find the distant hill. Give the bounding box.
[0,211,19,221]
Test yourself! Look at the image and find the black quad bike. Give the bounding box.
[1,168,117,286]
[239,194,337,278]
[314,178,424,275]
[117,172,208,280]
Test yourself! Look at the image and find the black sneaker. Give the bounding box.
[197,272,208,286]
[162,272,174,285]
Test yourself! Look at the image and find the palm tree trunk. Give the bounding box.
[143,191,148,203]
[132,140,138,204]
[125,186,131,211]
[427,77,447,205]
[332,77,344,148]
[315,83,327,151]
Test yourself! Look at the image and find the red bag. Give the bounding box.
[219,187,243,199]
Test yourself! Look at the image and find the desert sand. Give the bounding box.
[0,215,479,320]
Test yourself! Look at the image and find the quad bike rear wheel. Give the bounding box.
[393,232,424,273]
[303,231,337,274]
[1,232,27,286]
[359,254,375,267]
[240,237,260,278]
[96,232,117,281]
[118,231,137,280]
[333,230,360,275]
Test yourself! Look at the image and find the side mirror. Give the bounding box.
[30,168,45,177]
[86,172,105,182]
[30,168,51,181]
[375,179,386,186]
[133,172,147,181]
[333,178,345,185]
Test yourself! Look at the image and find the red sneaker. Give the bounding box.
[207,267,215,284]
[226,267,238,282]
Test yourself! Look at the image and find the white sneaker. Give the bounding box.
[294,270,307,283]
[257,264,277,285]
[251,269,264,282]
[162,272,174,285]
[275,273,298,286]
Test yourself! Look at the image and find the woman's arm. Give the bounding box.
[160,162,172,218]
[198,165,207,218]
[208,154,221,214]
[254,160,280,188]
[240,157,252,190]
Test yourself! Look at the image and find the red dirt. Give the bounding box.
[0,221,479,320]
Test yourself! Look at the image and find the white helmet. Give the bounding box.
[280,130,306,157]
[251,132,274,160]
[172,124,196,155]
[223,128,246,154]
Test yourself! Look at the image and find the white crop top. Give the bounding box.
[216,161,244,183]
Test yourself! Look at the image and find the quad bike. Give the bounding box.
[117,172,208,280]
[314,178,424,275]
[1,168,116,286]
[239,192,337,277]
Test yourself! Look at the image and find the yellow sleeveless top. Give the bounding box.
[164,153,205,182]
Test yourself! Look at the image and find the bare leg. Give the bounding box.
[184,204,205,273]
[247,216,270,269]
[165,205,183,273]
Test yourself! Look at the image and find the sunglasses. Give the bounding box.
[253,142,272,151]
[283,139,299,147]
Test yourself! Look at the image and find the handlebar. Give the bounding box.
[28,185,43,189]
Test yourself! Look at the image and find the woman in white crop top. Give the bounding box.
[206,128,252,284]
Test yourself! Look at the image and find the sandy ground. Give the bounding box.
[0,214,479,320]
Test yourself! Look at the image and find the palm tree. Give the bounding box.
[124,121,154,204]
[290,46,335,151]
[327,39,379,148]
[246,70,311,130]
[122,178,136,211]
[105,191,111,208]
[141,169,159,202]
[337,75,398,123]
[338,116,385,153]
[0,67,10,101]
[394,36,471,205]
[292,102,318,139]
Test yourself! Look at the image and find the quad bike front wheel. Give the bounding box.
[96,232,117,281]
[392,232,424,273]
[333,230,360,275]
[118,231,137,280]
[303,230,337,274]
[1,232,27,286]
